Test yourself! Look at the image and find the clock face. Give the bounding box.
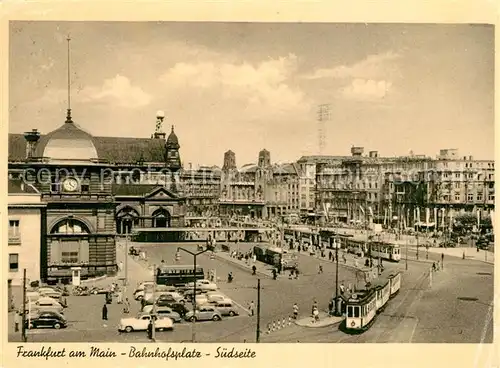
[63,178,79,192]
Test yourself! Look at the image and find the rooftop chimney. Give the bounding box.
[369,151,378,158]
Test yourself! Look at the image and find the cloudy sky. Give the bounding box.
[9,21,494,166]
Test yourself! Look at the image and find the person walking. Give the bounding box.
[318,264,323,274]
[123,298,130,314]
[102,304,108,321]
[248,301,255,316]
[272,268,277,280]
[295,268,300,279]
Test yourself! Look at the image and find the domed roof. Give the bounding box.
[166,126,180,148]
[35,114,99,161]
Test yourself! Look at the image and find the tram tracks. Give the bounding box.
[368,271,429,343]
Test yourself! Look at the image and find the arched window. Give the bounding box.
[51,218,90,234]
[116,206,140,234]
[152,208,171,228]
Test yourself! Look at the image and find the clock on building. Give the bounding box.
[62,177,79,192]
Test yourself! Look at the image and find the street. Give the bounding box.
[9,238,493,343]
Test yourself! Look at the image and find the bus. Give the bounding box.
[156,265,205,286]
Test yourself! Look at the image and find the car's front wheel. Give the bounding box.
[54,323,61,329]
[125,326,133,333]
[229,311,236,317]
[189,316,197,322]
[212,315,221,321]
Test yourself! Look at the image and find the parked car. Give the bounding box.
[182,288,206,299]
[162,302,190,318]
[118,314,174,333]
[136,285,176,301]
[214,301,239,317]
[25,291,41,303]
[206,293,230,304]
[26,311,67,329]
[184,306,222,322]
[185,279,218,291]
[145,291,185,306]
[28,297,64,314]
[141,306,182,323]
[40,289,63,299]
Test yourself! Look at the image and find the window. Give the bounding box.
[354,306,360,318]
[467,194,473,201]
[477,194,483,201]
[455,195,460,201]
[455,183,460,189]
[61,251,79,264]
[455,173,460,178]
[9,253,19,272]
[9,220,20,241]
[81,178,90,193]
[489,194,495,201]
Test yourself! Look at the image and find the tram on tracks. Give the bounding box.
[344,270,401,333]
[343,238,401,262]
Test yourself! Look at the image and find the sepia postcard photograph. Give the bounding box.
[1,3,497,365]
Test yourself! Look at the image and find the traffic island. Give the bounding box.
[295,312,344,328]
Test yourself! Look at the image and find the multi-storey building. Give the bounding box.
[315,146,494,228]
[8,110,186,283]
[264,163,301,219]
[7,179,47,309]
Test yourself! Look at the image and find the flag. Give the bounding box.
[449,210,453,230]
[441,208,445,229]
[416,207,421,224]
[413,207,417,226]
[434,208,438,226]
[477,209,481,228]
[425,208,430,225]
[359,205,365,215]
[369,206,374,218]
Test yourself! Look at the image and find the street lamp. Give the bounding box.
[333,236,341,316]
[177,246,209,343]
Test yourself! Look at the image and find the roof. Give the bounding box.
[8,179,39,194]
[166,126,180,148]
[112,184,162,196]
[9,133,167,164]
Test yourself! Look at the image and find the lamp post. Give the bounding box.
[177,246,209,343]
[334,236,341,316]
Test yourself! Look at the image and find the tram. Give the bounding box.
[369,241,401,262]
[344,271,401,333]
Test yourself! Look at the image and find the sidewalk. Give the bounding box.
[419,246,494,264]
[212,250,275,278]
[295,311,344,328]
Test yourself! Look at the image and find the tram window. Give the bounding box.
[354,307,360,317]
[347,306,353,317]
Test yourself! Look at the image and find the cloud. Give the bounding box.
[341,78,393,100]
[303,51,401,80]
[159,54,310,117]
[80,75,152,108]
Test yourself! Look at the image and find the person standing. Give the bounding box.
[441,253,444,269]
[102,304,108,321]
[293,303,299,319]
[14,310,20,332]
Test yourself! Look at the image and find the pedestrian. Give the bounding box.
[14,310,20,332]
[272,268,277,280]
[312,307,319,322]
[441,253,444,269]
[293,303,299,319]
[123,298,130,314]
[252,265,257,275]
[343,254,347,264]
[249,301,255,316]
[117,290,123,304]
[328,251,332,261]
[102,303,108,320]
[295,268,299,279]
[318,265,323,274]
